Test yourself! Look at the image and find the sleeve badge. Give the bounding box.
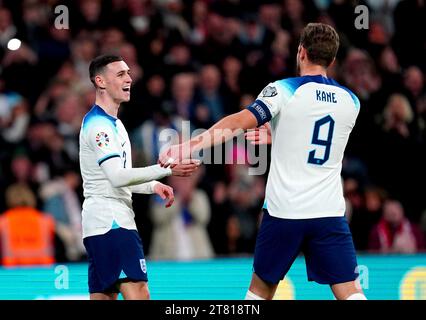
[95,132,110,147]
[262,86,277,97]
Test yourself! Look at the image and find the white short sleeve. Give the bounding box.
[86,119,121,166]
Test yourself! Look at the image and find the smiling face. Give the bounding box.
[95,60,132,104]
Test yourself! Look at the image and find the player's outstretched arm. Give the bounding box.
[100,157,200,188]
[245,123,272,145]
[159,109,258,167]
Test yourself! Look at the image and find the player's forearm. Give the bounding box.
[187,110,254,154]
[129,181,159,194]
[109,166,170,188]
[101,158,171,188]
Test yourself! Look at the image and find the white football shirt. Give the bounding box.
[247,75,360,219]
[79,105,136,238]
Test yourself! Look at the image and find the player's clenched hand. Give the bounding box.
[153,182,175,208]
[245,123,272,145]
[170,159,201,177]
[158,143,191,168]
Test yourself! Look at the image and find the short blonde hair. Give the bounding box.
[5,184,37,208]
[383,93,414,124]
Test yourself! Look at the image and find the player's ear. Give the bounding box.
[299,45,307,61]
[95,75,106,90]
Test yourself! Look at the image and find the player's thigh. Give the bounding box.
[304,217,359,285]
[118,280,150,300]
[253,210,305,285]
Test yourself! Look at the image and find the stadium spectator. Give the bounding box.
[344,177,365,225]
[39,170,85,262]
[402,66,425,108]
[0,184,56,266]
[192,64,232,128]
[221,55,243,105]
[369,93,423,219]
[207,180,233,255]
[163,43,195,80]
[169,72,197,120]
[0,7,17,57]
[349,185,388,251]
[149,166,214,260]
[187,0,208,46]
[120,73,166,131]
[74,0,105,34]
[0,93,30,145]
[258,2,282,33]
[132,101,183,166]
[71,36,98,90]
[54,92,85,162]
[225,167,264,254]
[118,42,143,83]
[4,153,41,208]
[1,42,40,104]
[368,199,425,253]
[33,79,71,122]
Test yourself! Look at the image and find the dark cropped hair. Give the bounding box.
[299,23,339,68]
[89,54,123,87]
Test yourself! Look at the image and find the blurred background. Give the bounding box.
[0,0,424,299]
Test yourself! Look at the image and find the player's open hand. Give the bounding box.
[170,158,201,177]
[153,182,175,208]
[245,123,272,145]
[158,143,192,168]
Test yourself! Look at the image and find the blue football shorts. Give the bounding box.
[253,209,359,285]
[83,227,148,293]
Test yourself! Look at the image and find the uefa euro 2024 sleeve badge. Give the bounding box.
[95,132,110,147]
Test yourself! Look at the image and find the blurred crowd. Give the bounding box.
[0,0,425,265]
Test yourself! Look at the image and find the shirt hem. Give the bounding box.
[82,225,138,239]
[265,210,345,220]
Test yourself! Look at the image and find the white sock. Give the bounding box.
[346,293,367,300]
[245,290,265,300]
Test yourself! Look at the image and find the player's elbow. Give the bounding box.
[110,180,125,188]
[106,172,128,188]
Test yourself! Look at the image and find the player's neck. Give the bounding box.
[299,64,328,78]
[95,93,120,118]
